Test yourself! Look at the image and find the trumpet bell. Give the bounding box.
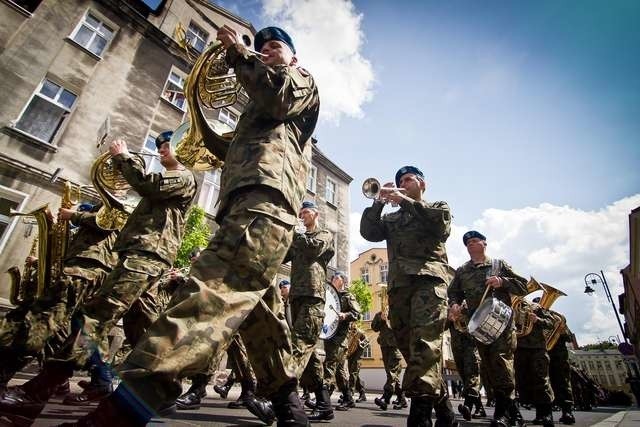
[362,178,381,199]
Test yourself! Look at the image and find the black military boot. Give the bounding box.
[407,397,433,427]
[558,402,575,425]
[393,393,408,410]
[356,388,367,402]
[271,382,309,427]
[458,394,474,421]
[374,389,393,410]
[0,353,30,392]
[64,362,114,405]
[308,385,334,421]
[214,373,235,399]
[490,397,510,427]
[434,395,458,427]
[175,373,209,410]
[538,403,555,427]
[245,397,277,426]
[335,388,355,411]
[507,398,525,427]
[472,395,487,418]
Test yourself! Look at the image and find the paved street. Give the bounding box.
[5,374,637,427]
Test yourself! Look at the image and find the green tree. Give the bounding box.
[580,341,617,351]
[175,206,212,267]
[349,278,373,316]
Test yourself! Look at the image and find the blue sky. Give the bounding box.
[214,0,640,344]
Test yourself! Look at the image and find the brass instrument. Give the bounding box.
[172,41,238,171]
[453,300,470,333]
[537,282,568,351]
[511,276,543,337]
[346,323,360,357]
[6,238,38,305]
[91,152,144,230]
[362,178,403,200]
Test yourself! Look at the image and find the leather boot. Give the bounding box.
[214,373,235,399]
[374,389,393,410]
[356,389,367,402]
[539,403,555,427]
[458,395,473,421]
[393,393,408,410]
[0,353,30,392]
[176,374,209,410]
[335,388,355,411]
[271,382,309,427]
[308,385,334,421]
[507,398,525,427]
[64,362,113,405]
[532,405,544,425]
[434,395,458,427]
[407,397,433,427]
[490,397,510,427]
[559,402,575,425]
[472,396,487,418]
[245,397,276,425]
[228,378,255,409]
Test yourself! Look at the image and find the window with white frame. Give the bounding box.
[70,11,115,57]
[186,21,208,53]
[140,134,164,174]
[198,170,221,215]
[362,311,371,321]
[218,108,238,129]
[161,70,187,111]
[306,165,317,193]
[325,177,336,204]
[15,79,77,144]
[361,266,369,284]
[380,262,388,283]
[10,1,43,13]
[362,342,372,359]
[0,186,28,253]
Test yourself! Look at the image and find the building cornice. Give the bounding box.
[189,0,256,33]
[312,143,353,184]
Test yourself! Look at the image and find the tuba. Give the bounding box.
[511,276,543,337]
[537,282,568,350]
[172,41,239,171]
[91,152,144,230]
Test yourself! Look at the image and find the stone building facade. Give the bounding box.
[569,349,637,395]
[0,0,351,308]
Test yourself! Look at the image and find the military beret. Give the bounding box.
[395,165,424,187]
[155,131,173,149]
[78,203,94,212]
[278,279,290,288]
[254,26,296,55]
[301,200,317,210]
[462,230,486,246]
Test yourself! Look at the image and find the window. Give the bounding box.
[306,165,317,193]
[218,108,238,129]
[70,11,115,57]
[325,177,336,205]
[9,0,43,13]
[362,342,372,359]
[0,186,28,253]
[161,70,187,111]
[380,263,388,283]
[186,21,208,53]
[362,311,371,321]
[198,170,221,215]
[15,79,77,144]
[140,134,164,173]
[361,266,369,284]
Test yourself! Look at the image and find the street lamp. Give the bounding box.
[584,270,628,344]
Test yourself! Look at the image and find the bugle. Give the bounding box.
[361,178,404,200]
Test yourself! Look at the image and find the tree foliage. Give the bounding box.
[175,206,212,267]
[580,341,618,351]
[349,278,373,315]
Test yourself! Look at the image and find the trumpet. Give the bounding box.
[362,178,411,205]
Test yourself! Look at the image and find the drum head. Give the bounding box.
[468,299,494,333]
[320,283,341,340]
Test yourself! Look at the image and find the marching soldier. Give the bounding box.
[0,131,197,424]
[346,324,369,403]
[371,309,406,411]
[448,320,484,420]
[548,323,576,424]
[48,24,320,426]
[283,200,335,421]
[448,230,528,427]
[514,299,556,426]
[360,165,457,426]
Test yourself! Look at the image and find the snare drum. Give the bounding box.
[468,298,512,345]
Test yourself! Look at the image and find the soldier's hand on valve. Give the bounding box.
[109,138,129,156]
[58,207,75,221]
[217,25,241,48]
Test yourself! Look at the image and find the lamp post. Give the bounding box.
[584,270,628,344]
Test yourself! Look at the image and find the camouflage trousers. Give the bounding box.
[290,296,324,391]
[50,252,166,369]
[515,347,554,405]
[450,326,481,398]
[381,345,403,395]
[347,344,366,393]
[117,189,297,409]
[549,341,573,405]
[388,277,448,398]
[323,338,349,392]
[476,326,517,399]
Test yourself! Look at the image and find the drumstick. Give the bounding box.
[479,284,491,306]
[330,305,340,316]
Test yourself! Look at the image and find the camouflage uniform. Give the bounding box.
[284,228,334,391]
[448,322,481,400]
[549,329,575,416]
[514,305,555,405]
[112,40,320,418]
[347,326,369,398]
[360,199,452,399]
[371,311,403,401]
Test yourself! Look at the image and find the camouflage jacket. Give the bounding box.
[284,228,334,300]
[371,311,397,348]
[360,199,454,290]
[111,155,196,265]
[205,43,319,219]
[329,290,361,345]
[517,304,556,349]
[66,211,118,270]
[448,257,527,315]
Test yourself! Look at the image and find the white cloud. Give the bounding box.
[350,194,640,345]
[260,0,375,122]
